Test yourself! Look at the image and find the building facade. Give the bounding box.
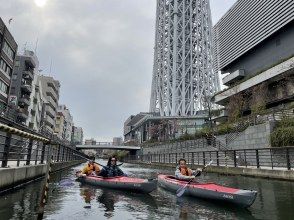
[54,111,65,139]
[72,126,83,145]
[39,75,60,133]
[55,105,73,141]
[85,138,96,145]
[150,0,220,116]
[124,112,208,144]
[213,0,294,116]
[26,73,46,131]
[113,137,123,146]
[0,18,17,109]
[9,50,38,125]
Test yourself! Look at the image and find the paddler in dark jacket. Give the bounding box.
[99,156,125,177]
[175,158,201,180]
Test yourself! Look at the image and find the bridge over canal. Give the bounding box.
[76,142,141,155]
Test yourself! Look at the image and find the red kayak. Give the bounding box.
[76,175,157,194]
[158,175,257,207]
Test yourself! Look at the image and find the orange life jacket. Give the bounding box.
[179,166,192,176]
[82,164,100,175]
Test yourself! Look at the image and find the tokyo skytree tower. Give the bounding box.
[149,0,220,116]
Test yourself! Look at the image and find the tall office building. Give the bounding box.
[213,0,294,111]
[26,73,46,131]
[9,50,38,124]
[0,18,17,109]
[150,0,220,116]
[39,75,60,133]
[72,126,83,145]
[55,105,73,141]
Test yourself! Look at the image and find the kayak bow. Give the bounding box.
[158,175,257,208]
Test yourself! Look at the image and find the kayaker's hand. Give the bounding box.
[196,168,202,172]
[190,175,196,179]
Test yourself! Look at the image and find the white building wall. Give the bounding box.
[57,105,73,141]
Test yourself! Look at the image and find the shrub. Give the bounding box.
[277,117,294,128]
[178,133,194,141]
[270,127,294,147]
[113,151,129,160]
[215,123,235,135]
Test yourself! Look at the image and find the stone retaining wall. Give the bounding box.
[0,160,84,192]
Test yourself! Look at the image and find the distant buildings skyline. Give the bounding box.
[0,16,84,145]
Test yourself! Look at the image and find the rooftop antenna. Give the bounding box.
[49,59,52,76]
[34,38,39,55]
[23,42,27,54]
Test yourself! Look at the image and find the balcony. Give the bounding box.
[24,54,37,68]
[222,69,245,86]
[23,70,34,80]
[47,81,59,94]
[45,115,55,127]
[47,96,57,109]
[46,87,58,102]
[19,96,30,106]
[46,105,56,118]
[18,108,29,120]
[212,109,228,123]
[31,105,37,115]
[214,57,294,106]
[21,84,32,94]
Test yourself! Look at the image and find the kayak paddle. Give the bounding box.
[73,153,124,168]
[176,160,213,197]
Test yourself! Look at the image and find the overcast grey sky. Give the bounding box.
[0,0,236,141]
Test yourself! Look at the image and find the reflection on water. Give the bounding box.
[0,161,293,220]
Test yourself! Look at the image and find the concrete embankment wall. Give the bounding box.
[0,160,84,192]
[129,161,294,181]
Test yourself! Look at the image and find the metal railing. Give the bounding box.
[125,147,294,170]
[0,132,86,168]
[0,104,87,168]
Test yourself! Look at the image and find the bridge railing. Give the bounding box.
[95,142,113,145]
[125,147,294,171]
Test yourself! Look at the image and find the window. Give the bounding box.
[0,80,8,94]
[3,41,15,60]
[0,59,12,76]
[14,60,20,67]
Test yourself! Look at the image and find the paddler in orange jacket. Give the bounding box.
[175,158,202,180]
[81,160,101,176]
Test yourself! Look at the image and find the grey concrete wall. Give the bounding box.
[227,121,274,150]
[223,21,294,77]
[143,121,274,156]
[128,161,294,181]
[0,160,84,192]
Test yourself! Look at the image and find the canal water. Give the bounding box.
[0,161,293,220]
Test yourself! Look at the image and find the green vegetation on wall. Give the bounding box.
[270,117,294,147]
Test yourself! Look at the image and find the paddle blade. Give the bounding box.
[176,182,189,197]
[176,186,186,197]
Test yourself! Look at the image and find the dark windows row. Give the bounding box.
[3,41,15,61]
[0,59,12,77]
[0,79,8,95]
